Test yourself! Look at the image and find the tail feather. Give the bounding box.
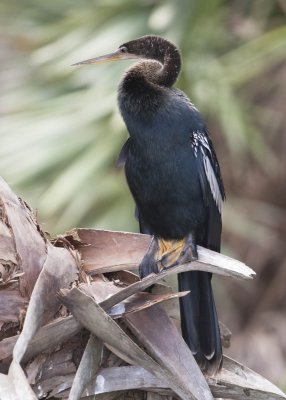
[178,271,200,352]
[137,208,223,374]
[178,270,222,375]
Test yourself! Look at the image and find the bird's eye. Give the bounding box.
[120,46,128,53]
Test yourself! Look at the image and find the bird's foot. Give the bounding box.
[176,234,198,265]
[158,234,198,270]
[139,235,198,279]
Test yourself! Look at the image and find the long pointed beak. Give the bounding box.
[72,48,137,66]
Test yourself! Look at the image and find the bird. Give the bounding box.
[73,35,225,375]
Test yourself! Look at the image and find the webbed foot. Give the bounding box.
[139,234,198,279]
[157,234,198,270]
[174,234,198,266]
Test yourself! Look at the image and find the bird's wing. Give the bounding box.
[117,138,131,168]
[191,131,225,251]
[117,138,153,234]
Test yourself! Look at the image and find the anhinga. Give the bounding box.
[74,35,225,375]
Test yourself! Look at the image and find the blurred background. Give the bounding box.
[1,0,286,388]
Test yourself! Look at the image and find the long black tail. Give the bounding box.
[178,270,222,375]
[137,208,223,374]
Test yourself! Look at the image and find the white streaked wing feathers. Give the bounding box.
[202,151,223,213]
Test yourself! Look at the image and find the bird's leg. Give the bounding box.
[158,234,198,270]
[139,236,160,278]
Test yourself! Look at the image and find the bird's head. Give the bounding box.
[72,35,179,67]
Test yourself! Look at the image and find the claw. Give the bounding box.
[139,234,198,279]
[176,234,198,265]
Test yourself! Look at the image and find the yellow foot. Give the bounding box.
[156,236,198,271]
[139,235,198,279]
[156,238,185,270]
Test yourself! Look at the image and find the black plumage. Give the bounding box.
[74,35,225,375]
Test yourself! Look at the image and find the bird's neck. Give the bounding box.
[118,63,164,120]
[118,46,181,119]
[123,42,181,89]
[154,43,181,87]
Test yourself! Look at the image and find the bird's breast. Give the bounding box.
[124,139,206,239]
[118,87,209,238]
[121,105,206,239]
[125,134,202,207]
[122,96,202,202]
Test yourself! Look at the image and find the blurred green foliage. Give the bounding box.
[0,0,285,234]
